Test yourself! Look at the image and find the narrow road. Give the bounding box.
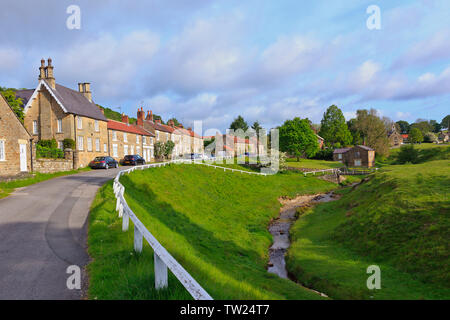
[0,168,120,299]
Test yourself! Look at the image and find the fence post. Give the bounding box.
[118,202,123,218]
[122,210,129,231]
[134,225,143,253]
[154,253,168,289]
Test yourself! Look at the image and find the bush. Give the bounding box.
[36,145,64,159]
[312,148,333,160]
[37,139,57,149]
[423,132,438,143]
[397,144,419,164]
[63,138,76,150]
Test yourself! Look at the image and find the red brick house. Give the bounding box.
[333,145,375,167]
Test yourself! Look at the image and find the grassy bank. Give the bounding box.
[286,159,343,170]
[88,164,337,300]
[286,160,450,299]
[0,167,91,199]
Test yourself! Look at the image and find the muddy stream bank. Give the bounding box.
[267,191,340,297]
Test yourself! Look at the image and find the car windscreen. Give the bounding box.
[94,157,106,161]
[124,155,135,160]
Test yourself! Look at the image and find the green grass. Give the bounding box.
[382,144,450,165]
[286,160,450,299]
[87,164,338,300]
[285,159,343,170]
[0,167,91,199]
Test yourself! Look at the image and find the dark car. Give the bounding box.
[120,155,146,166]
[184,153,202,160]
[89,156,118,169]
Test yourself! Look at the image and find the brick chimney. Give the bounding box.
[45,58,55,89]
[155,119,161,124]
[168,119,175,127]
[146,110,153,122]
[122,113,129,124]
[178,123,184,129]
[78,83,93,102]
[137,107,145,126]
[39,58,46,80]
[187,127,192,131]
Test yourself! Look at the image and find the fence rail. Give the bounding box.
[303,167,379,176]
[111,158,265,300]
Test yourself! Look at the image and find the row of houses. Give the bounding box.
[0,58,207,176]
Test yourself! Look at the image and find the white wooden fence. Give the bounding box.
[303,168,338,176]
[111,158,265,300]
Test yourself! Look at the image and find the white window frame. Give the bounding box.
[354,159,361,166]
[124,132,128,143]
[77,136,84,151]
[95,120,99,132]
[77,117,83,130]
[87,137,93,152]
[112,131,117,141]
[95,138,100,152]
[33,120,38,135]
[130,145,134,155]
[338,154,342,160]
[103,143,107,153]
[136,135,140,144]
[137,146,141,155]
[143,136,146,145]
[57,119,63,133]
[124,145,129,156]
[112,144,118,157]
[0,140,5,161]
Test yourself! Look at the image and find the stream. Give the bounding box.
[267,191,340,297]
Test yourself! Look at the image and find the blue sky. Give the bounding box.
[0,0,449,133]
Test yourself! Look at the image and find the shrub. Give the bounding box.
[397,144,419,164]
[37,139,57,149]
[36,145,64,159]
[423,132,438,143]
[63,138,76,150]
[312,148,333,160]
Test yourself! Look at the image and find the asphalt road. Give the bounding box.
[0,168,120,299]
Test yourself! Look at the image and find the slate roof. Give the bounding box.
[15,89,34,105]
[357,145,375,151]
[17,80,107,122]
[333,148,351,154]
[108,120,155,136]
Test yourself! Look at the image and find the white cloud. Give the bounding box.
[0,47,21,71]
[57,31,160,98]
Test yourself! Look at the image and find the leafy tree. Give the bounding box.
[204,137,215,148]
[164,140,175,159]
[409,127,423,144]
[429,120,441,133]
[154,142,164,161]
[354,109,390,157]
[230,115,249,132]
[347,118,363,145]
[251,121,262,134]
[397,144,419,164]
[423,132,438,143]
[396,120,410,134]
[440,115,450,130]
[318,105,352,147]
[410,120,433,135]
[0,87,24,123]
[279,117,319,161]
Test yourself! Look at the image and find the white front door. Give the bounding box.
[19,144,27,172]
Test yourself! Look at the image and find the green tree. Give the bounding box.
[429,120,441,133]
[354,109,390,157]
[318,105,352,147]
[347,118,363,145]
[409,127,423,144]
[251,121,262,134]
[423,132,438,143]
[279,117,319,161]
[0,87,24,123]
[230,115,249,132]
[396,120,410,134]
[164,140,175,159]
[440,115,450,130]
[397,144,419,164]
[410,120,433,135]
[154,142,165,161]
[168,118,180,126]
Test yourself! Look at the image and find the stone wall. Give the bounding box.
[33,158,73,174]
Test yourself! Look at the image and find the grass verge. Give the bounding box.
[286,160,450,299]
[88,163,337,299]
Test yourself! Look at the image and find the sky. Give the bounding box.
[0,0,449,134]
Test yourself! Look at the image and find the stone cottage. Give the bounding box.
[0,94,32,177]
[387,124,403,147]
[16,59,109,167]
[333,145,375,167]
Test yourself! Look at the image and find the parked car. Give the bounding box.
[184,153,203,160]
[89,156,119,169]
[120,155,146,166]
